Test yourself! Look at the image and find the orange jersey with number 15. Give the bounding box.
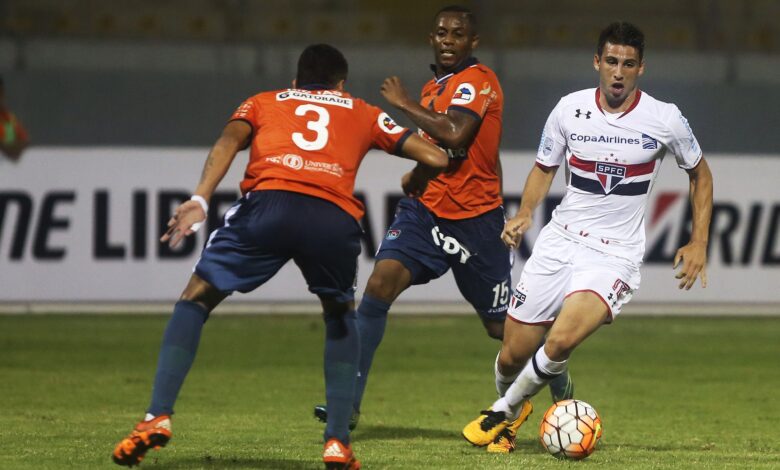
[418,59,503,220]
[231,88,412,220]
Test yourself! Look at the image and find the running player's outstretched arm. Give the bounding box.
[674,157,713,290]
[161,120,251,248]
[398,133,449,197]
[381,76,479,149]
[501,164,558,249]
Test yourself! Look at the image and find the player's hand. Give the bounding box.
[160,200,207,249]
[401,170,429,198]
[501,213,532,249]
[673,241,708,290]
[381,76,412,110]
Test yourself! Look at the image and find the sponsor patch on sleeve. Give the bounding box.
[378,113,405,134]
[451,83,476,105]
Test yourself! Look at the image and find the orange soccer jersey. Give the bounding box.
[231,88,412,220]
[418,59,503,219]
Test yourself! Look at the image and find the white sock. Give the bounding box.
[495,351,521,397]
[501,347,567,420]
[144,413,155,421]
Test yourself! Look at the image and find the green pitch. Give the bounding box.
[1,313,779,469]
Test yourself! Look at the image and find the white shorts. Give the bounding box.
[507,225,641,325]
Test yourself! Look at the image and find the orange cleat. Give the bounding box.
[322,438,361,470]
[112,415,172,467]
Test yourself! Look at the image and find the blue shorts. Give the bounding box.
[376,197,512,321]
[195,190,361,303]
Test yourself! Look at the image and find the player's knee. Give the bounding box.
[498,346,527,371]
[178,275,224,312]
[364,272,404,302]
[543,334,575,361]
[483,320,504,340]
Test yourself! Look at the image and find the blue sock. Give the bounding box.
[323,309,360,444]
[353,294,391,413]
[147,300,209,416]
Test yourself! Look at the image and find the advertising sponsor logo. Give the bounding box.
[282,154,303,170]
[641,133,658,150]
[276,90,353,108]
[570,133,641,145]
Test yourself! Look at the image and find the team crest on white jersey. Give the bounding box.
[595,162,626,193]
[451,83,476,105]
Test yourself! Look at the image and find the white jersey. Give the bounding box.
[536,88,702,262]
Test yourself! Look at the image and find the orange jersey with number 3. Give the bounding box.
[418,61,503,219]
[231,88,412,220]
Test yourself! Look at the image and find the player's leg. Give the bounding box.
[353,198,448,415]
[462,318,547,448]
[113,191,290,466]
[351,258,411,411]
[496,292,608,417]
[147,275,226,418]
[463,225,573,448]
[289,193,363,468]
[479,240,639,451]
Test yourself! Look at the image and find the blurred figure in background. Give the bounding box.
[0,76,30,162]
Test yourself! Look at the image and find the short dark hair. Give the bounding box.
[435,5,478,33]
[597,22,645,60]
[295,44,348,88]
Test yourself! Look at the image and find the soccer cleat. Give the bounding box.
[549,370,575,403]
[313,405,361,431]
[486,400,534,453]
[462,409,511,447]
[322,438,361,470]
[112,415,172,467]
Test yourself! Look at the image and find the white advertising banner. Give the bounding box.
[0,148,778,304]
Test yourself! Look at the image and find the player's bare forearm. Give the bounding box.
[502,164,557,248]
[687,157,713,245]
[399,133,448,196]
[192,120,251,200]
[381,76,478,149]
[516,164,557,218]
[674,157,713,289]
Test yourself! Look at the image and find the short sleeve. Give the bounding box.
[370,107,413,155]
[665,105,702,170]
[536,99,567,168]
[445,69,496,121]
[230,98,259,130]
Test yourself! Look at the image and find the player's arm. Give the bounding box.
[397,133,449,197]
[161,120,251,248]
[381,76,479,149]
[501,163,558,249]
[674,157,713,290]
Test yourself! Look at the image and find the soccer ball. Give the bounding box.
[539,399,602,459]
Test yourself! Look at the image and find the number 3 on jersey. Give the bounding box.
[292,104,330,151]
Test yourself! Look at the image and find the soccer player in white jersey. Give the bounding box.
[462,21,713,451]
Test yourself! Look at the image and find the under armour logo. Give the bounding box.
[575,109,592,119]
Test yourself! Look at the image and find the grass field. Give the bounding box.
[1,313,780,469]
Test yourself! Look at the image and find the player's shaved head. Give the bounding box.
[296,44,348,88]
[435,5,477,34]
[597,22,645,60]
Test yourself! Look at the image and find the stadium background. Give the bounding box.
[1,0,779,313]
[2,3,780,470]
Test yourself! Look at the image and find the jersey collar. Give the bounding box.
[299,84,332,90]
[595,88,642,118]
[430,57,479,84]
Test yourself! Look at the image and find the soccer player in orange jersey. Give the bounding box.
[0,76,30,162]
[315,5,572,450]
[111,44,447,469]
